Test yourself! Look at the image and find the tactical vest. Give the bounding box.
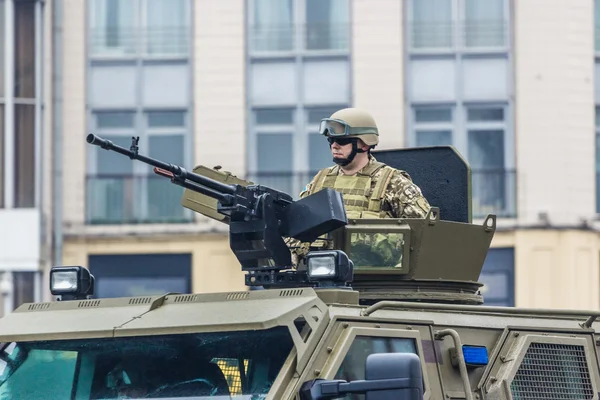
[308,161,395,219]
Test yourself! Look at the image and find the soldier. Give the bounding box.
[288,107,432,267]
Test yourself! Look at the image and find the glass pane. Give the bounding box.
[12,272,35,310]
[412,0,452,48]
[469,130,506,217]
[596,107,600,127]
[479,271,508,301]
[89,0,135,55]
[97,136,135,174]
[147,111,185,128]
[96,111,135,129]
[15,1,35,98]
[467,108,504,122]
[414,107,452,123]
[416,130,452,146]
[14,105,35,208]
[0,327,293,399]
[464,0,505,47]
[596,0,600,51]
[148,135,187,222]
[334,336,417,399]
[255,133,293,194]
[0,1,5,97]
[149,135,184,165]
[307,107,343,124]
[88,136,135,224]
[306,0,349,50]
[308,133,331,172]
[468,130,504,168]
[252,0,294,51]
[145,0,188,55]
[0,349,78,398]
[348,232,405,269]
[255,108,294,125]
[257,133,292,172]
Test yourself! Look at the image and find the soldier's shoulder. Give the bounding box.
[382,165,414,183]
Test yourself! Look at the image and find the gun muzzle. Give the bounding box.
[86,133,109,147]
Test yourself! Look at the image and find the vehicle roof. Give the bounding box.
[0,288,597,343]
[0,289,326,342]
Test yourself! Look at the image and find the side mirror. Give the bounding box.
[299,353,424,400]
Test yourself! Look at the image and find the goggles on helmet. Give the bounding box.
[319,118,375,138]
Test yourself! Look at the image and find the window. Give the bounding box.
[89,0,135,55]
[86,110,191,224]
[12,272,36,310]
[247,0,351,198]
[409,0,507,50]
[305,0,349,51]
[248,107,304,197]
[409,104,514,218]
[88,0,190,57]
[249,106,348,198]
[464,0,505,48]
[249,0,349,53]
[413,106,454,147]
[479,247,514,306]
[467,106,507,217]
[411,0,452,49]
[334,336,417,400]
[89,253,191,298]
[0,327,293,398]
[251,0,294,52]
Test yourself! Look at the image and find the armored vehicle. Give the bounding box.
[0,136,596,400]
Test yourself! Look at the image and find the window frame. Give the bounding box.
[293,321,434,400]
[87,0,192,59]
[86,108,192,224]
[405,0,510,54]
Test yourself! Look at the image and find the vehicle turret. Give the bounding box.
[178,144,496,305]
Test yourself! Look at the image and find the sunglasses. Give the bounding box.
[327,137,355,146]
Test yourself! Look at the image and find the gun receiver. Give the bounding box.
[86,134,348,287]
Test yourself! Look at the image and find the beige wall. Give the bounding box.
[62,234,246,295]
[194,0,246,177]
[514,0,595,226]
[351,0,405,150]
[491,230,600,310]
[61,0,86,228]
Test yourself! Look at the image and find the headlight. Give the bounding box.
[306,250,354,287]
[308,255,336,278]
[50,266,95,301]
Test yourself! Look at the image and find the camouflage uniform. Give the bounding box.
[300,154,430,219]
[286,154,431,266]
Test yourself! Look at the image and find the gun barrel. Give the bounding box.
[86,133,236,196]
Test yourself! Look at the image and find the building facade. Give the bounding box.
[0,0,51,316]
[31,0,600,311]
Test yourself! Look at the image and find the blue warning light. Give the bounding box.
[462,345,489,367]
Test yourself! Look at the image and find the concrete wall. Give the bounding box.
[513,0,595,225]
[492,230,600,310]
[193,0,246,177]
[61,0,86,228]
[351,0,405,150]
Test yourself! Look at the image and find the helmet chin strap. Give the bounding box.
[332,139,367,167]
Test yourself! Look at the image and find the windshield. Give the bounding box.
[0,326,294,399]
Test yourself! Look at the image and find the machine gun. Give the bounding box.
[86,134,348,287]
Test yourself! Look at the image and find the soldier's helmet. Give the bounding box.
[319,108,379,147]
